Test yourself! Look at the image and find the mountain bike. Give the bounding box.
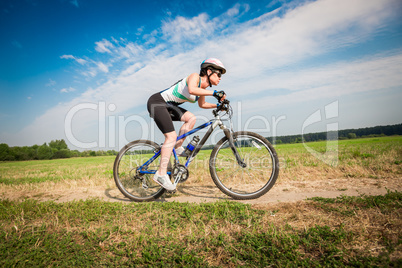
[113,99,279,202]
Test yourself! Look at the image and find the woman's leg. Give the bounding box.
[147,95,177,176]
[158,130,177,175]
[176,111,196,148]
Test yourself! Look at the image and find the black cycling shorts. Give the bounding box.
[147,93,188,134]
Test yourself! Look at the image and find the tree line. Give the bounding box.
[266,123,402,144]
[0,140,118,161]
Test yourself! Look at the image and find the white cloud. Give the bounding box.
[162,13,213,43]
[5,0,402,148]
[160,3,250,46]
[60,55,87,65]
[81,68,97,78]
[96,62,109,73]
[240,52,402,113]
[60,55,74,60]
[60,87,76,93]
[121,62,143,76]
[216,0,399,77]
[95,39,114,53]
[45,79,56,87]
[75,58,87,65]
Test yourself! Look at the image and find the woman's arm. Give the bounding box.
[187,73,214,96]
[187,72,224,109]
[197,96,217,109]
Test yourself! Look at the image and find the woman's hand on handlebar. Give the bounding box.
[213,90,226,101]
[216,99,230,111]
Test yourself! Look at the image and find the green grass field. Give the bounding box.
[0,136,401,266]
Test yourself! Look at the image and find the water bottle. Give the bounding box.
[184,136,200,156]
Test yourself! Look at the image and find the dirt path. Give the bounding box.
[8,176,397,204]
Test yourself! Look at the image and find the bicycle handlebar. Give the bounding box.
[213,99,231,116]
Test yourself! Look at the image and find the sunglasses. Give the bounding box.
[212,70,222,78]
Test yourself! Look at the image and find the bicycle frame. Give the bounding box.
[138,115,225,177]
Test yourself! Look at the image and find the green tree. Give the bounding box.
[0,143,14,161]
[13,146,34,161]
[70,150,80,157]
[107,150,118,155]
[49,139,68,150]
[37,143,53,160]
[53,149,71,159]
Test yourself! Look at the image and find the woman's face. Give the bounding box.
[208,69,222,86]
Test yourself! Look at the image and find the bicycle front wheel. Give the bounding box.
[113,140,165,202]
[209,131,279,200]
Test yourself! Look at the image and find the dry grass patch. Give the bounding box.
[253,191,402,261]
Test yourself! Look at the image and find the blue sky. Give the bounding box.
[1,0,402,150]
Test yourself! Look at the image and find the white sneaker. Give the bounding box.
[175,146,188,157]
[153,172,176,191]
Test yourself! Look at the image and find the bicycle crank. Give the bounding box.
[172,164,189,183]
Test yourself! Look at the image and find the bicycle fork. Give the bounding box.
[221,126,247,168]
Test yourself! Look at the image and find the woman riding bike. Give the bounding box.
[147,58,226,191]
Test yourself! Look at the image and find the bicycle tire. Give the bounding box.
[209,131,279,200]
[113,140,166,202]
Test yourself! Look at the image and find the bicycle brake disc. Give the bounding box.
[172,164,189,183]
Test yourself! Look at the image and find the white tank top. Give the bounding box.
[160,75,200,105]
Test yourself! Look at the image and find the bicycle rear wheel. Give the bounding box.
[113,140,165,202]
[209,131,279,200]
